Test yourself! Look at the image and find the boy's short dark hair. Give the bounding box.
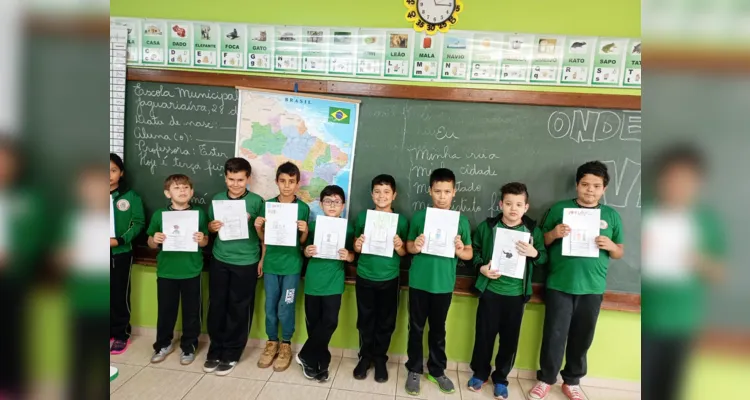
[655,143,705,176]
[163,174,193,190]
[371,174,397,192]
[429,168,456,188]
[225,157,252,176]
[320,185,346,203]
[576,161,610,187]
[276,161,301,181]
[500,182,529,203]
[110,153,125,172]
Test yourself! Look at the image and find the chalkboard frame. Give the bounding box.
[127,68,641,312]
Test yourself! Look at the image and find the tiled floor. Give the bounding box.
[111,335,641,399]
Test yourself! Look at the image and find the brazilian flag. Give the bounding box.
[328,107,351,124]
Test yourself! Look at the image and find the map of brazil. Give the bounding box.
[235,90,360,217]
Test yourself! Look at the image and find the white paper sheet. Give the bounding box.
[422,207,460,258]
[73,211,111,272]
[313,215,348,260]
[110,195,116,238]
[264,202,298,247]
[491,227,531,280]
[162,210,199,252]
[362,210,399,257]
[561,208,601,258]
[212,200,249,241]
[0,196,7,253]
[642,210,696,281]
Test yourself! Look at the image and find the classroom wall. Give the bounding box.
[111,0,642,382]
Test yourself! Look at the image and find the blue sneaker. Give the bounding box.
[467,376,485,392]
[493,383,509,399]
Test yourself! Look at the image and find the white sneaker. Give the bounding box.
[150,344,174,363]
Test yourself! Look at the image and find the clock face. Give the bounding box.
[416,0,456,25]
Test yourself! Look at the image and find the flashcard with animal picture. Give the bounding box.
[193,22,219,68]
[412,32,442,79]
[530,35,563,83]
[167,21,191,66]
[384,31,412,78]
[301,27,330,74]
[440,32,471,80]
[622,39,641,87]
[274,27,302,72]
[220,24,246,69]
[499,34,533,82]
[329,28,357,76]
[141,20,166,65]
[469,32,504,82]
[591,38,627,86]
[356,29,385,77]
[560,37,597,85]
[248,26,273,71]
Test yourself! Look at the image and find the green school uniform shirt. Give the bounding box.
[641,206,725,335]
[407,208,472,294]
[260,196,310,275]
[304,219,355,296]
[353,209,409,282]
[541,199,624,295]
[209,190,264,266]
[472,215,548,296]
[147,206,208,279]
[111,186,145,255]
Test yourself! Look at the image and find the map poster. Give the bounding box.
[235,89,360,218]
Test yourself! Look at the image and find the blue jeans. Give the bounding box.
[264,273,300,341]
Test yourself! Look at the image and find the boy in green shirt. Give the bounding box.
[529,161,624,400]
[351,174,408,383]
[298,185,355,382]
[146,174,209,365]
[203,158,265,376]
[109,153,145,355]
[404,168,473,396]
[467,182,547,400]
[254,162,310,372]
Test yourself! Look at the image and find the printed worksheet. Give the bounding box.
[422,207,460,258]
[562,208,600,257]
[162,210,199,252]
[212,200,249,241]
[264,202,298,247]
[362,210,399,257]
[313,215,348,260]
[491,227,531,280]
[110,195,116,238]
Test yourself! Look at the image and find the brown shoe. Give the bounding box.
[273,342,293,372]
[257,341,279,368]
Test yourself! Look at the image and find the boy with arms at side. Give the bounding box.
[467,182,547,400]
[254,162,310,372]
[147,174,209,365]
[203,158,265,376]
[298,185,355,382]
[529,161,624,400]
[351,174,409,383]
[405,168,473,396]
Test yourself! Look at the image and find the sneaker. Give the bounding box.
[150,344,174,363]
[529,381,551,399]
[110,339,130,355]
[203,359,221,373]
[467,376,485,392]
[353,358,371,380]
[426,374,455,394]
[273,342,293,372]
[493,383,509,400]
[404,371,421,396]
[257,341,279,368]
[215,361,237,376]
[562,384,585,400]
[315,369,330,382]
[295,353,318,380]
[180,352,195,365]
[373,360,388,383]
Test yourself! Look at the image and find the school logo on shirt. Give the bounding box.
[117,199,130,211]
[600,220,608,230]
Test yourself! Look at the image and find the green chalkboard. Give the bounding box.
[125,81,640,293]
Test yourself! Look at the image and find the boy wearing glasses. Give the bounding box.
[298,185,355,382]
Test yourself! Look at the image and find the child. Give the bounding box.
[254,162,310,372]
[204,158,265,376]
[298,185,355,382]
[467,182,547,400]
[351,174,408,383]
[529,161,624,400]
[109,153,145,355]
[404,168,473,396]
[147,174,209,365]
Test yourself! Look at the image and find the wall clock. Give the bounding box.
[404,0,463,35]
